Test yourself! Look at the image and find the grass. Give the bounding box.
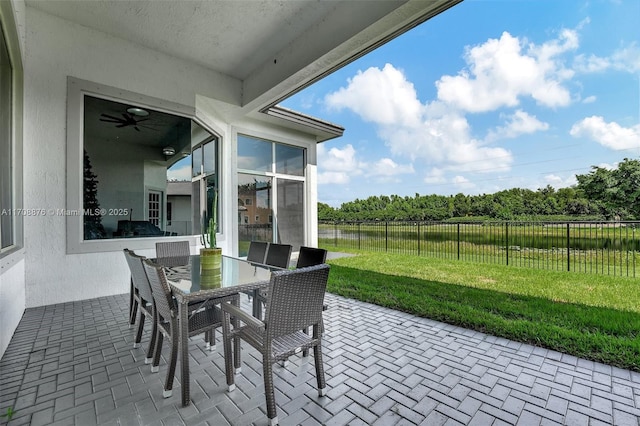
[323,250,640,371]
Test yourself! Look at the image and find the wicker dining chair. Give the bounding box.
[155,240,190,259]
[221,264,330,426]
[264,243,292,269]
[295,246,328,268]
[242,241,270,303]
[253,243,292,319]
[246,241,269,264]
[123,249,157,364]
[142,258,239,398]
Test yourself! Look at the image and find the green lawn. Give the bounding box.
[323,250,640,371]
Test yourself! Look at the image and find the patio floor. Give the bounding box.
[1,292,640,426]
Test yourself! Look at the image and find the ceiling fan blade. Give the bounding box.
[115,123,128,128]
[134,126,141,132]
[100,114,125,122]
[137,124,159,131]
[135,118,150,123]
[99,118,123,123]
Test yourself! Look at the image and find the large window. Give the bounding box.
[71,86,219,249]
[191,139,218,236]
[0,21,13,249]
[237,135,305,256]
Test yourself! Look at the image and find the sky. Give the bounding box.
[279,0,640,208]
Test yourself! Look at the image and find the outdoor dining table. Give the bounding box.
[159,254,282,407]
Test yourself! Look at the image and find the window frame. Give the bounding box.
[66,77,222,254]
[236,133,307,250]
[191,138,219,236]
[0,2,24,266]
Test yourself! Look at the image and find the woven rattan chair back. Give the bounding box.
[246,241,269,264]
[264,243,292,269]
[142,258,233,401]
[264,264,330,338]
[142,259,177,322]
[156,241,190,259]
[124,249,153,304]
[295,246,328,269]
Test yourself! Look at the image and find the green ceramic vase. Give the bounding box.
[200,248,222,289]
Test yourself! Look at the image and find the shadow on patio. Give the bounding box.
[1,292,640,425]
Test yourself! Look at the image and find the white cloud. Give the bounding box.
[325,63,422,127]
[436,30,577,112]
[316,144,415,185]
[452,175,476,190]
[166,164,191,181]
[570,116,640,150]
[573,54,611,73]
[317,144,364,184]
[368,158,415,178]
[318,171,350,185]
[424,168,446,184]
[611,43,640,73]
[486,110,549,141]
[582,95,596,104]
[574,42,640,74]
[325,64,514,175]
[318,144,360,172]
[543,174,577,188]
[596,162,617,170]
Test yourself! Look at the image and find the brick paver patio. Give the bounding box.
[1,293,639,425]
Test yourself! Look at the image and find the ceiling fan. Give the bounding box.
[99,110,150,132]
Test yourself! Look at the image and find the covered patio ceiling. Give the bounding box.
[25,0,462,115]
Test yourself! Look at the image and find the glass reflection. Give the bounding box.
[276,144,304,176]
[237,135,272,172]
[238,173,273,256]
[82,95,217,240]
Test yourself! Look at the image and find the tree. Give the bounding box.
[83,150,106,239]
[576,158,640,219]
[318,202,336,221]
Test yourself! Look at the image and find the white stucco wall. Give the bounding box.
[0,258,26,357]
[22,7,241,308]
[22,6,323,308]
[0,0,27,360]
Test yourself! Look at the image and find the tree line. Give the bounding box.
[319,158,640,222]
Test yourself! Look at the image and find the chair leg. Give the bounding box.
[302,327,309,357]
[313,343,327,396]
[133,310,145,349]
[231,299,242,372]
[263,359,278,425]
[209,329,216,351]
[222,311,236,391]
[145,311,157,364]
[129,281,137,327]
[163,332,178,398]
[151,330,163,373]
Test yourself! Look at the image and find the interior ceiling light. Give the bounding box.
[163,146,176,156]
[126,107,149,117]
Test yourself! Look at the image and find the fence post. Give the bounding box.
[385,221,389,252]
[417,222,421,256]
[358,222,361,250]
[505,222,509,266]
[334,221,338,247]
[457,223,460,260]
[567,223,571,272]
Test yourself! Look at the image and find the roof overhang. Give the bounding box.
[26,0,463,119]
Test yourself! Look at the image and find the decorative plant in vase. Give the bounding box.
[200,189,222,288]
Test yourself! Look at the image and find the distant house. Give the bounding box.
[166,181,192,236]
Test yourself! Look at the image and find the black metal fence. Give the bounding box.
[319,220,640,277]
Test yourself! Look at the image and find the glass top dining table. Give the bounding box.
[154,254,282,406]
[160,254,277,295]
